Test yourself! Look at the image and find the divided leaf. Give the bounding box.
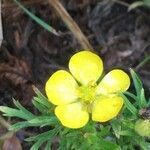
[26,129,59,150]
[0,106,34,120]
[10,116,58,131]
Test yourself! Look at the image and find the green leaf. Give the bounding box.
[124,91,139,102]
[98,126,111,138]
[9,121,32,131]
[143,0,150,7]
[0,99,36,121]
[13,99,35,119]
[33,88,53,109]
[81,121,96,133]
[97,139,121,150]
[130,69,143,99]
[26,129,58,150]
[0,106,32,120]
[65,131,82,138]
[135,56,150,70]
[13,0,59,36]
[135,138,150,150]
[32,88,54,114]
[119,130,136,137]
[122,119,135,129]
[25,128,58,142]
[140,88,147,107]
[120,93,138,116]
[32,100,50,114]
[45,141,52,150]
[28,116,58,127]
[128,1,144,11]
[30,140,45,150]
[147,98,150,106]
[127,69,148,108]
[111,120,121,138]
[9,116,58,131]
[61,128,71,135]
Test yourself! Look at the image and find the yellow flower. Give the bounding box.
[45,51,130,128]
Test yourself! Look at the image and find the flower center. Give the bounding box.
[78,82,97,103]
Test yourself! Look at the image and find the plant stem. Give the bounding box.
[136,56,150,71]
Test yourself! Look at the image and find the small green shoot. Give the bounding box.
[13,0,60,36]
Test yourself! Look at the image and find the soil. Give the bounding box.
[0,0,150,149]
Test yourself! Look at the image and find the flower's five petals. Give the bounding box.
[45,70,78,105]
[92,96,123,122]
[96,69,130,94]
[55,102,89,128]
[69,51,103,85]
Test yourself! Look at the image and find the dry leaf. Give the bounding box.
[2,135,22,150]
[0,55,32,86]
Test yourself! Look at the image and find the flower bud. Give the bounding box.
[135,119,150,137]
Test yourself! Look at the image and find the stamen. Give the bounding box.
[77,82,97,103]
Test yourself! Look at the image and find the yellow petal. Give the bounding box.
[96,69,130,94]
[92,96,123,122]
[45,70,78,105]
[55,102,89,128]
[69,51,103,85]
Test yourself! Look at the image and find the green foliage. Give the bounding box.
[0,70,150,149]
[119,93,138,116]
[59,122,121,150]
[123,69,149,109]
[27,129,59,150]
[0,100,35,120]
[0,90,59,149]
[129,0,150,11]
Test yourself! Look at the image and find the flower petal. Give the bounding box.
[96,69,130,94]
[69,51,103,85]
[55,102,89,128]
[45,70,78,105]
[92,95,123,122]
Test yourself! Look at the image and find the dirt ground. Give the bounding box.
[0,0,150,149]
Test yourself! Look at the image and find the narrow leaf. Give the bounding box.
[25,129,58,150]
[130,69,143,99]
[13,0,59,36]
[124,91,139,102]
[111,120,121,138]
[26,129,57,142]
[9,121,32,131]
[98,139,121,150]
[33,87,53,109]
[128,1,144,11]
[45,141,52,150]
[9,116,57,131]
[119,130,136,137]
[30,138,47,150]
[28,116,58,127]
[120,93,138,116]
[143,0,150,7]
[147,98,150,106]
[0,106,31,120]
[140,88,147,107]
[32,100,49,114]
[98,126,111,138]
[13,99,35,119]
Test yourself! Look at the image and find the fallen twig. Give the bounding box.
[48,0,93,50]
